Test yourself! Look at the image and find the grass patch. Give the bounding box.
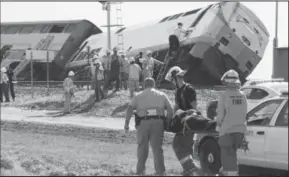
[1,121,182,176]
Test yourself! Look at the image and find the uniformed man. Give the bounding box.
[104,47,121,91]
[216,70,247,176]
[124,77,174,176]
[0,67,10,103]
[165,66,200,176]
[63,71,75,113]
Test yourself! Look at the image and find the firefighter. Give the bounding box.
[124,77,174,175]
[63,71,75,113]
[0,67,10,103]
[216,69,247,176]
[164,66,200,176]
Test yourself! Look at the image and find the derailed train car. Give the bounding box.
[0,20,102,81]
[66,1,269,85]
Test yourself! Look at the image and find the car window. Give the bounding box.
[247,99,283,126]
[275,101,288,126]
[248,88,269,100]
[241,88,252,98]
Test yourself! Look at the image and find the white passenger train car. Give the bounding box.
[67,1,269,85]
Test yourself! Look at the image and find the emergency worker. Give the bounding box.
[63,71,75,113]
[94,59,104,101]
[128,57,142,97]
[216,70,247,176]
[120,52,129,90]
[124,77,174,175]
[102,49,111,84]
[174,22,188,41]
[165,66,199,176]
[0,67,10,103]
[146,50,155,77]
[6,66,16,101]
[104,47,121,91]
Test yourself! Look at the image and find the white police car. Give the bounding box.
[193,91,288,175]
[241,79,288,111]
[206,79,288,119]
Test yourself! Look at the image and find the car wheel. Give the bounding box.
[199,139,221,175]
[206,100,218,120]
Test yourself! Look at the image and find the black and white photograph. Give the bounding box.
[0,1,288,176]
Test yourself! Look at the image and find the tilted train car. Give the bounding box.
[0,20,102,81]
[67,1,269,85]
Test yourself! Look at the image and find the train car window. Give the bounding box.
[40,25,52,33]
[49,25,66,33]
[115,27,126,34]
[65,24,77,33]
[182,8,201,17]
[190,5,213,28]
[245,61,253,71]
[158,16,171,23]
[4,26,21,34]
[19,25,35,34]
[168,13,184,21]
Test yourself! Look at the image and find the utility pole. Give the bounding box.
[272,1,278,78]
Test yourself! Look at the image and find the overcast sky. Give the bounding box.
[1,1,288,79]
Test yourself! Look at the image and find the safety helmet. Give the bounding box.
[221,69,241,84]
[146,50,152,55]
[129,57,135,62]
[68,71,75,77]
[113,46,118,52]
[94,59,101,65]
[165,66,186,83]
[1,67,7,73]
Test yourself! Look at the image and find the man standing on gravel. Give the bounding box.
[124,77,173,176]
[63,71,75,113]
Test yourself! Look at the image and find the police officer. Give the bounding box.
[165,66,200,176]
[124,77,174,175]
[216,70,247,176]
[63,71,75,113]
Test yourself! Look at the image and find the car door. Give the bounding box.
[237,99,284,168]
[264,100,288,171]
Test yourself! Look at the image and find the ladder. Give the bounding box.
[155,52,173,88]
[116,2,124,52]
[155,47,181,88]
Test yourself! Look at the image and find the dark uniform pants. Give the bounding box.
[173,133,196,176]
[0,83,10,102]
[95,79,104,101]
[218,132,244,176]
[9,81,15,100]
[136,119,165,175]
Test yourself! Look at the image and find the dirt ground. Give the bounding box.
[1,120,181,176]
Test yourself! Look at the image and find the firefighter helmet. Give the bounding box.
[165,66,186,83]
